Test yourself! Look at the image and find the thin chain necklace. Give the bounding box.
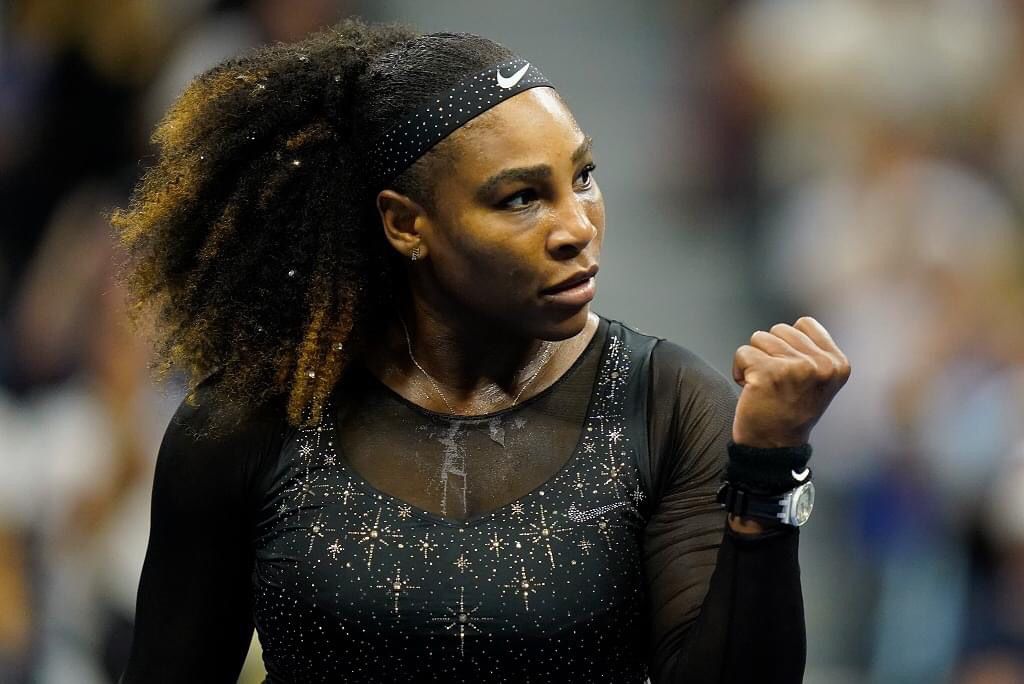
[398,315,560,415]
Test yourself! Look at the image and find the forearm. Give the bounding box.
[663,525,806,684]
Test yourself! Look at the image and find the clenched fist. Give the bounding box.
[731,316,851,448]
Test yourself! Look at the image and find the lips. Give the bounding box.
[541,265,599,294]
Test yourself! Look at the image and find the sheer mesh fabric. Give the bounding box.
[332,319,601,522]
[120,314,806,684]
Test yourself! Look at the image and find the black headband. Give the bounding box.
[369,56,554,186]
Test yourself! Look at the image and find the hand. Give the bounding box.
[731,316,851,448]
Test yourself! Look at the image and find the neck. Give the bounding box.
[362,295,596,411]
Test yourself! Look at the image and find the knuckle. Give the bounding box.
[816,362,835,383]
[791,357,817,380]
[769,323,789,335]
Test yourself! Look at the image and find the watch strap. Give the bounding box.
[717,481,785,520]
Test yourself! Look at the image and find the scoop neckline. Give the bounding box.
[329,316,618,529]
[353,314,609,421]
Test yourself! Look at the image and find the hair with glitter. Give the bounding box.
[111,18,515,432]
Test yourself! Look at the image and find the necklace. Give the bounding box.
[398,315,560,415]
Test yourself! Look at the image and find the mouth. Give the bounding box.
[541,265,600,295]
[540,265,599,307]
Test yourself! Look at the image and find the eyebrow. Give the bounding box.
[474,135,594,202]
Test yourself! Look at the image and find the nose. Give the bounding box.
[547,194,598,257]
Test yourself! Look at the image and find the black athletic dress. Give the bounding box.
[120,315,806,683]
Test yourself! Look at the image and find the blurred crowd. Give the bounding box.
[1,0,1023,682]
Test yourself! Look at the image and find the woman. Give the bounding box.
[114,19,850,683]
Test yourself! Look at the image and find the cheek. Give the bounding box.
[584,187,606,237]
[438,220,537,287]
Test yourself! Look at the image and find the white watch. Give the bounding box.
[716,479,816,527]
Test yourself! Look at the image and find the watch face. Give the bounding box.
[793,482,815,526]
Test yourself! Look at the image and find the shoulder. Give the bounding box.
[651,339,737,398]
[156,374,292,497]
[601,316,738,402]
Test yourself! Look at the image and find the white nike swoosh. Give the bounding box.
[567,501,627,522]
[791,468,810,482]
[496,63,530,89]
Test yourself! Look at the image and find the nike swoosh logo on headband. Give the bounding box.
[496,63,530,89]
[792,468,810,482]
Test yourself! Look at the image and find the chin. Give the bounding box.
[537,304,592,340]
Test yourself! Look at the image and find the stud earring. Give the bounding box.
[410,245,421,261]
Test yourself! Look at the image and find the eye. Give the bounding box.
[500,188,539,210]
[576,162,597,189]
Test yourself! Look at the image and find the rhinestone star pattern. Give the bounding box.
[252,320,655,682]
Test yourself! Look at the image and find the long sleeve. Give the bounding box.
[643,339,806,684]
[120,381,289,683]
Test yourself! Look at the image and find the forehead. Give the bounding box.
[446,88,585,179]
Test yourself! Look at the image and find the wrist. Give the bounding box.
[727,514,784,536]
[732,429,810,448]
[725,440,813,495]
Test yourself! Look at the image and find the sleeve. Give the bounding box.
[119,382,287,683]
[643,340,806,684]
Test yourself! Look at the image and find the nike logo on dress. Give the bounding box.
[791,468,810,482]
[567,501,627,522]
[496,63,530,89]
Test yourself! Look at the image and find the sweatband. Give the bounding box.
[724,440,813,495]
[369,57,554,185]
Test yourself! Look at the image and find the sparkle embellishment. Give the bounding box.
[567,501,627,523]
[518,504,571,568]
[453,552,472,574]
[572,471,588,497]
[249,320,657,680]
[305,511,337,554]
[500,563,546,612]
[486,532,506,558]
[632,484,646,506]
[375,563,420,613]
[592,516,625,552]
[369,58,553,184]
[337,480,365,506]
[417,532,438,560]
[600,456,627,488]
[430,587,494,658]
[344,506,400,570]
[283,470,331,509]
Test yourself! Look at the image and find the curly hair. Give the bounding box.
[112,18,515,432]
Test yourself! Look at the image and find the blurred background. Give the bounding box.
[2,0,1023,682]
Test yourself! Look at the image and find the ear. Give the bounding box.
[376,189,430,260]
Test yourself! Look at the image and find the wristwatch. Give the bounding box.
[716,479,816,527]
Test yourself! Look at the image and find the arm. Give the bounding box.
[643,340,806,684]
[120,384,285,683]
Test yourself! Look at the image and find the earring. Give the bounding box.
[410,245,421,261]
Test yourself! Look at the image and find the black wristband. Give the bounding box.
[724,440,813,495]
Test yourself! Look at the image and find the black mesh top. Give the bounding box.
[120,314,806,683]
